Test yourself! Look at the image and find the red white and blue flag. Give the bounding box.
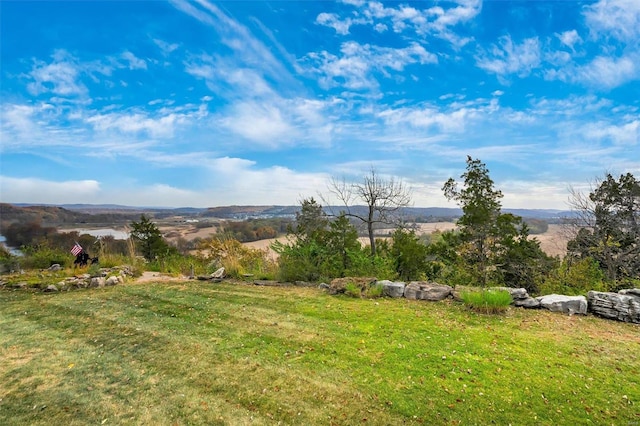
[70,243,83,256]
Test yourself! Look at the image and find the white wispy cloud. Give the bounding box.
[153,38,180,55]
[121,51,147,70]
[0,176,101,204]
[556,30,582,50]
[316,0,481,47]
[476,35,541,79]
[304,41,437,90]
[546,54,640,90]
[583,120,639,146]
[26,50,88,97]
[584,0,640,42]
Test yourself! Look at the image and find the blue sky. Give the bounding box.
[1,0,638,209]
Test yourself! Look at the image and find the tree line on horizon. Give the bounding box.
[1,157,638,295]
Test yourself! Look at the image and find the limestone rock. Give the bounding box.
[514,297,540,309]
[211,267,226,280]
[105,276,121,286]
[619,288,640,297]
[491,286,529,301]
[536,294,587,315]
[404,281,452,301]
[329,277,376,295]
[90,277,106,288]
[377,280,406,298]
[588,291,640,324]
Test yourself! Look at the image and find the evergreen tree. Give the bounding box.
[129,215,173,261]
[443,156,550,288]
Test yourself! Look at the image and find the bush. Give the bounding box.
[198,237,277,280]
[20,245,70,269]
[539,257,608,296]
[364,283,384,298]
[344,282,362,298]
[460,289,512,314]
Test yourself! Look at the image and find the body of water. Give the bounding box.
[0,235,24,256]
[64,228,130,240]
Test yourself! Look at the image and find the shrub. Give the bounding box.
[364,283,384,298]
[390,228,428,281]
[460,289,512,314]
[20,245,70,269]
[539,257,608,296]
[198,237,277,280]
[344,282,362,298]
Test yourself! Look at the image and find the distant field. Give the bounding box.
[63,220,570,258]
[1,282,638,425]
[242,222,569,259]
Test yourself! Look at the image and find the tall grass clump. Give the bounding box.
[461,289,512,314]
[197,237,277,280]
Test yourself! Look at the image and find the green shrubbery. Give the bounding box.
[539,257,608,296]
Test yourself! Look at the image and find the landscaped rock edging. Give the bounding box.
[319,277,639,324]
[0,266,133,292]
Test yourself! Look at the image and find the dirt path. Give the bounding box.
[135,271,190,284]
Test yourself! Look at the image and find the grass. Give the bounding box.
[460,289,513,314]
[1,281,639,425]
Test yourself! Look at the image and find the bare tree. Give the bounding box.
[326,168,412,256]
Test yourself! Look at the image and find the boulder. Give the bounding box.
[211,267,226,280]
[491,286,529,301]
[588,291,640,324]
[89,277,106,288]
[329,277,376,295]
[105,276,121,286]
[619,288,640,297]
[514,297,540,309]
[377,280,406,298]
[404,281,452,301]
[536,294,587,315]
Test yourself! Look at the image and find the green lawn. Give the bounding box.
[1,281,639,425]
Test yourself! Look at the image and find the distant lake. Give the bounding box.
[0,235,23,256]
[64,228,130,240]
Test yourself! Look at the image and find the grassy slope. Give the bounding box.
[1,282,638,425]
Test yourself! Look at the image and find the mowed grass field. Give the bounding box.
[1,281,638,425]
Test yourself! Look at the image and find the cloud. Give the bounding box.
[583,0,640,42]
[172,0,294,88]
[316,0,480,47]
[304,41,437,90]
[546,54,639,89]
[556,30,582,50]
[219,102,295,146]
[377,98,498,134]
[476,36,541,79]
[27,50,88,97]
[86,112,184,138]
[584,120,639,146]
[121,51,147,70]
[153,38,180,55]
[316,12,358,35]
[0,176,101,204]
[202,158,331,205]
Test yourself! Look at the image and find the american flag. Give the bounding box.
[71,243,83,256]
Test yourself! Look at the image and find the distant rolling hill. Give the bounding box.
[5,203,575,225]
